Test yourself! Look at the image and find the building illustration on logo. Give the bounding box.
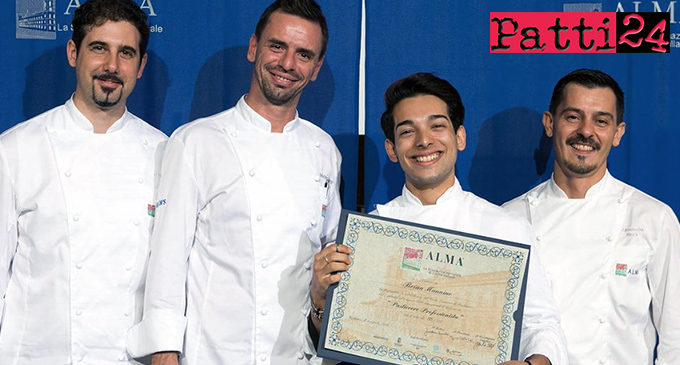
[16,0,57,40]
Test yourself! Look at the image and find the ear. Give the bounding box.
[542,111,554,137]
[384,139,399,163]
[67,39,78,68]
[455,125,466,151]
[612,121,626,147]
[310,55,324,82]
[136,53,148,79]
[247,34,258,63]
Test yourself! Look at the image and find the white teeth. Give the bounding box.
[572,144,594,151]
[274,75,292,82]
[415,153,439,162]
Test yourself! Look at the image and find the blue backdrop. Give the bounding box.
[2,0,679,217]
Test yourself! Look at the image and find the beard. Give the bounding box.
[258,66,304,106]
[91,73,124,108]
[563,134,601,175]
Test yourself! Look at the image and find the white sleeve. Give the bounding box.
[649,207,680,364]
[520,245,570,364]
[127,135,200,357]
[511,212,569,365]
[321,144,342,246]
[0,141,17,327]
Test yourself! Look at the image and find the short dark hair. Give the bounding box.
[71,0,150,60]
[549,68,625,124]
[381,72,465,143]
[254,0,328,59]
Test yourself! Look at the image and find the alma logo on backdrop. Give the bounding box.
[15,0,158,40]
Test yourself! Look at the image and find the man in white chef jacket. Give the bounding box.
[503,69,680,364]
[126,1,341,364]
[310,73,568,365]
[0,0,167,364]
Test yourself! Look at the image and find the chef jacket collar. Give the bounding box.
[546,170,612,199]
[399,178,463,207]
[236,95,300,133]
[64,96,130,134]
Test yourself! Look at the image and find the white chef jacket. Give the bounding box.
[0,98,167,364]
[503,171,680,365]
[373,181,569,365]
[127,96,342,365]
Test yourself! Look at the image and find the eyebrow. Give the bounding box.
[561,107,614,120]
[395,114,449,129]
[268,37,317,60]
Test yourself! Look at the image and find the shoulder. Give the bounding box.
[297,118,338,149]
[614,177,677,220]
[126,113,168,144]
[1,105,65,143]
[169,107,237,144]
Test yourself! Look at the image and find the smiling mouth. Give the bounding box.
[571,143,595,152]
[413,152,441,162]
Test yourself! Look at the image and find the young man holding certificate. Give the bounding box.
[310,73,568,365]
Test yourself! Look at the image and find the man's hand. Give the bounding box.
[151,351,179,365]
[500,354,551,365]
[310,243,353,330]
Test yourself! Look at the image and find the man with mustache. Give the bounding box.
[127,1,340,364]
[0,0,166,364]
[311,73,568,365]
[504,69,680,364]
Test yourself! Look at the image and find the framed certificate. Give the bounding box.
[317,210,531,365]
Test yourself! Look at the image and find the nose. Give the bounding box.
[577,118,595,137]
[415,129,432,148]
[104,52,119,73]
[278,50,296,71]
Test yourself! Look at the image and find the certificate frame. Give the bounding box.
[317,210,531,365]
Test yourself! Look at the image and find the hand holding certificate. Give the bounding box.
[317,210,530,365]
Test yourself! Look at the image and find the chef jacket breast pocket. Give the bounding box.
[611,231,651,315]
[302,170,334,249]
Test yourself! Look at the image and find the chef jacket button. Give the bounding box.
[259,354,267,362]
[256,215,263,222]
[133,220,140,226]
[310,220,317,227]
[143,139,148,146]
[606,236,613,242]
[598,317,606,324]
[124,311,130,317]
[138,177,144,184]
[535,235,541,242]
[125,265,132,271]
[617,198,624,204]
[296,351,304,360]
[75,262,83,270]
[600,273,607,279]
[314,175,320,182]
[230,131,237,137]
[249,169,255,177]
[261,261,268,268]
[260,309,268,316]
[314,141,321,148]
[73,215,80,222]
[304,260,312,270]
[76,309,83,316]
[599,359,606,364]
[64,171,72,177]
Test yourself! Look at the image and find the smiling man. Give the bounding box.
[0,0,166,364]
[504,69,680,364]
[127,1,341,364]
[311,73,568,365]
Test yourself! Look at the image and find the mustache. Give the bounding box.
[93,73,123,85]
[566,134,600,150]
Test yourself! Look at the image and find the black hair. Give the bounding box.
[549,68,624,124]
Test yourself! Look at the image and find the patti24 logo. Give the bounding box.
[490,12,670,53]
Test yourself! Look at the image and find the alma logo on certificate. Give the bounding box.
[401,247,423,271]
